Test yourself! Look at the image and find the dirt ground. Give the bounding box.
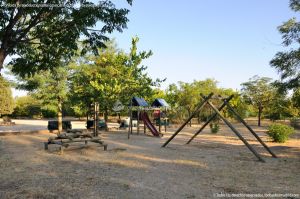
[0,121,299,199]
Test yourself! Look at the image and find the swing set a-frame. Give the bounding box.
[162,93,277,162]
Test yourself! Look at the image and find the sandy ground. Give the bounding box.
[0,121,299,199]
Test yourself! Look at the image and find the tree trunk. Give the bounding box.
[58,97,63,134]
[104,108,109,131]
[188,110,192,127]
[0,49,7,74]
[258,105,263,127]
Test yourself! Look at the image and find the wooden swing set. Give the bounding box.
[162,93,277,162]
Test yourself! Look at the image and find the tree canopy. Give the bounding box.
[17,65,69,131]
[69,37,163,122]
[270,0,300,91]
[0,0,132,76]
[241,76,276,126]
[0,76,14,116]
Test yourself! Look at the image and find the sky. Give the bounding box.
[10,0,296,96]
[110,0,295,90]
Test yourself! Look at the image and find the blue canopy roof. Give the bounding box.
[131,97,149,107]
[151,98,169,107]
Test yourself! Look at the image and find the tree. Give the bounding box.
[270,0,300,91]
[165,79,219,125]
[69,37,163,126]
[291,88,300,116]
[13,95,42,118]
[17,66,69,132]
[0,76,14,116]
[219,88,249,119]
[241,76,275,126]
[0,0,132,76]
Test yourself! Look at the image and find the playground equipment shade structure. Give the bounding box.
[151,98,169,107]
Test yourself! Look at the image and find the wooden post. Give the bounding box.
[162,93,213,147]
[96,103,99,137]
[226,103,277,158]
[159,109,161,133]
[44,142,49,150]
[258,105,262,127]
[93,102,97,137]
[137,109,140,135]
[128,101,132,139]
[206,100,265,162]
[144,110,146,134]
[165,107,167,133]
[57,97,63,134]
[186,95,234,144]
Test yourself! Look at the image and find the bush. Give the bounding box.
[267,124,295,143]
[210,123,220,133]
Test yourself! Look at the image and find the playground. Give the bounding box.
[0,120,299,198]
[1,1,300,198]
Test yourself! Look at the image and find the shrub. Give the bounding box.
[210,123,220,133]
[267,124,295,143]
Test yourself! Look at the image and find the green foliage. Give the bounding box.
[41,105,57,118]
[266,93,295,120]
[209,123,220,133]
[163,79,250,124]
[15,65,69,124]
[13,96,41,118]
[0,76,14,116]
[241,76,275,107]
[146,88,166,104]
[291,88,300,116]
[165,79,219,123]
[267,123,295,143]
[69,37,164,122]
[270,0,300,91]
[0,0,132,76]
[18,66,69,106]
[241,76,276,125]
[219,88,249,119]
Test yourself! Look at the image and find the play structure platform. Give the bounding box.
[128,97,169,138]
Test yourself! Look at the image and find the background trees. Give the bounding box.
[241,76,275,126]
[0,76,14,116]
[17,66,69,132]
[270,0,300,91]
[12,95,41,118]
[0,0,132,76]
[292,88,300,115]
[69,37,163,124]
